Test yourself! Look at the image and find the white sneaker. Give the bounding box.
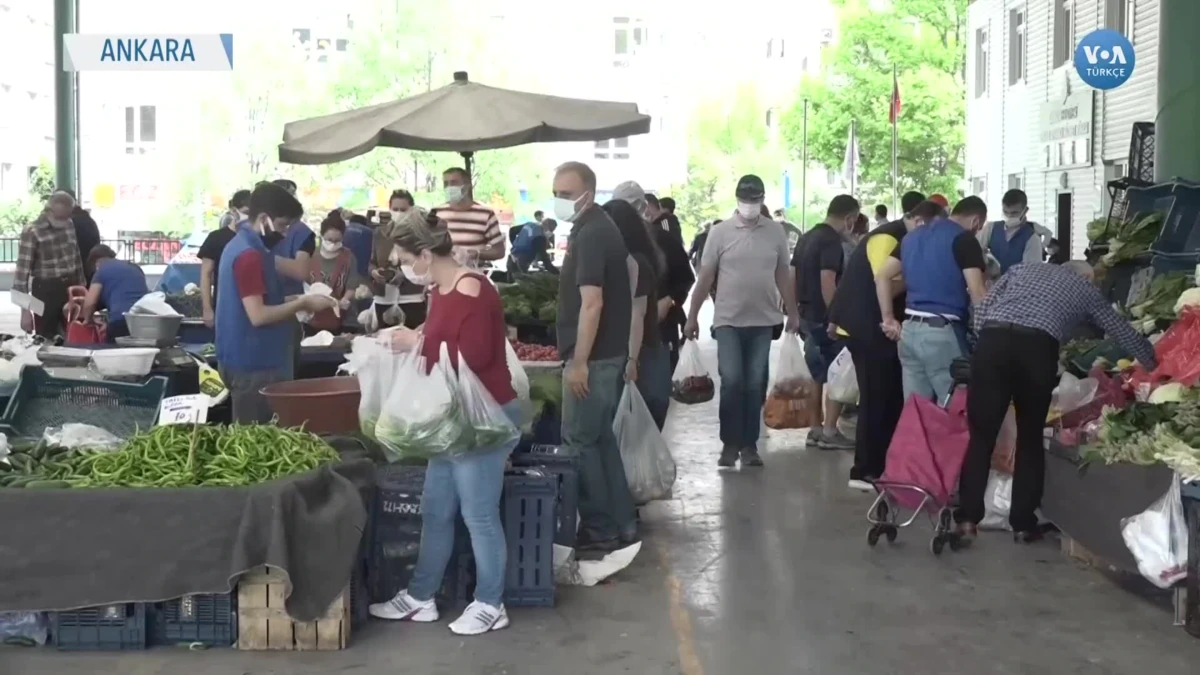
[369,589,439,622]
[448,600,509,636]
[848,478,875,492]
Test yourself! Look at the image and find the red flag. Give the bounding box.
[889,70,902,124]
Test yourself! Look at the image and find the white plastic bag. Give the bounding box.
[43,423,123,450]
[770,333,813,396]
[764,333,818,429]
[614,385,676,503]
[340,336,391,438]
[357,307,380,333]
[0,611,48,645]
[1121,476,1189,589]
[506,340,533,432]
[454,349,520,454]
[295,282,339,323]
[375,341,463,461]
[979,470,1013,531]
[1052,372,1099,415]
[827,347,858,404]
[129,291,182,317]
[670,340,714,404]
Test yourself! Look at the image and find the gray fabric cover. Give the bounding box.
[0,458,374,622]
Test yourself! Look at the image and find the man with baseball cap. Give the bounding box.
[686,175,800,469]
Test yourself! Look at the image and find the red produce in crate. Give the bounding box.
[510,340,560,362]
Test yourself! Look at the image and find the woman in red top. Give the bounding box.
[368,212,519,636]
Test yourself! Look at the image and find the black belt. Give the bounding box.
[905,314,960,328]
[982,320,1056,341]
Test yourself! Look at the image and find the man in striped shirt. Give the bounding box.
[431,167,506,263]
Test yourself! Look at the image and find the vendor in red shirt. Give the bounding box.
[369,211,520,637]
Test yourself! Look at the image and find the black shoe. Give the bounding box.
[740,446,764,467]
[1013,529,1045,544]
[718,445,739,468]
[577,530,622,552]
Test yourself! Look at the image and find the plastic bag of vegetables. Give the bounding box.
[1120,475,1189,589]
[452,348,521,454]
[375,341,465,461]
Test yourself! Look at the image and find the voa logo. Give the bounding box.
[1074,29,1135,90]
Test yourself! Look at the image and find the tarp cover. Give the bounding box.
[0,458,374,621]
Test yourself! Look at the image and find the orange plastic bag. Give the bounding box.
[763,391,818,430]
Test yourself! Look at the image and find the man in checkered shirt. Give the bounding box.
[956,260,1156,543]
[13,191,86,338]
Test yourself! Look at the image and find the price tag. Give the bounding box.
[158,394,209,426]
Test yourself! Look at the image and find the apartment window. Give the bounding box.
[1007,173,1024,191]
[1053,0,1075,68]
[613,17,646,66]
[1008,8,1026,85]
[765,109,774,129]
[336,39,349,52]
[594,139,609,160]
[766,38,785,58]
[123,105,157,155]
[974,27,989,98]
[594,137,630,160]
[292,28,311,45]
[1105,0,1134,39]
[971,177,987,202]
[0,163,12,193]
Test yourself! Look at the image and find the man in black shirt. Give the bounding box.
[198,189,252,328]
[791,195,859,449]
[646,194,682,244]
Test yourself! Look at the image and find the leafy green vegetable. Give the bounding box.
[1102,212,1164,265]
[1087,217,1111,242]
[1123,271,1193,332]
[499,273,559,323]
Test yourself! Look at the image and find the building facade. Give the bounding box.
[965,0,1158,258]
[0,0,55,199]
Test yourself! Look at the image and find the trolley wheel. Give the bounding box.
[884,526,898,543]
[867,527,881,547]
[937,507,954,534]
[930,535,945,556]
[873,499,890,523]
[948,534,963,552]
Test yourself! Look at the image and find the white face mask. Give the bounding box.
[736,202,760,219]
[321,240,342,255]
[401,262,432,286]
[444,185,465,204]
[1003,216,1024,228]
[554,194,584,223]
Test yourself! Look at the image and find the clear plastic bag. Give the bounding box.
[1121,475,1189,589]
[670,340,714,404]
[764,334,818,429]
[979,470,1013,531]
[43,424,123,451]
[454,348,520,454]
[340,336,392,438]
[505,340,534,432]
[129,291,182,317]
[614,385,676,503]
[827,347,858,404]
[376,341,464,461]
[0,611,48,645]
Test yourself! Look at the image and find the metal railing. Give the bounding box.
[0,237,184,265]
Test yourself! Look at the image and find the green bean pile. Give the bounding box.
[5,424,341,489]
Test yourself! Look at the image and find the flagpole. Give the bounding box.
[801,98,808,230]
[892,64,899,216]
[850,119,857,197]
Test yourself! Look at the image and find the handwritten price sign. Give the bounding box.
[158,394,209,426]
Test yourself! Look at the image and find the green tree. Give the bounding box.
[781,0,967,204]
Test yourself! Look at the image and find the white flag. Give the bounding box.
[841,123,860,190]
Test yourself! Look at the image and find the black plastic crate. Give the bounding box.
[1,368,167,439]
[52,603,147,651]
[153,594,236,647]
[1148,182,1200,256]
[366,464,474,608]
[1104,177,1153,242]
[1128,121,1155,183]
[511,444,579,547]
[502,473,558,607]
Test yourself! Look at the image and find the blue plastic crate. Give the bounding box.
[366,464,474,609]
[153,594,236,647]
[1,368,167,439]
[53,603,147,651]
[1143,181,1200,256]
[502,473,558,607]
[511,444,579,547]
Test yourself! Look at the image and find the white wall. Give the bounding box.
[0,0,55,198]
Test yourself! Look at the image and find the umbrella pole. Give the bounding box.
[461,151,474,183]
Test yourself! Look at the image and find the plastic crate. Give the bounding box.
[1103,177,1153,242]
[153,593,236,647]
[511,444,579,547]
[1128,121,1155,183]
[366,464,474,608]
[52,603,147,651]
[1,368,168,439]
[502,473,558,607]
[1137,181,1200,256]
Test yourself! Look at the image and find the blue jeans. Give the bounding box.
[714,325,775,447]
[637,342,671,431]
[409,401,522,607]
[801,319,845,384]
[561,355,635,541]
[898,319,970,402]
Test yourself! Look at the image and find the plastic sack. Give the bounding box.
[0,611,48,646]
[614,385,676,503]
[376,341,463,461]
[1120,476,1189,589]
[357,307,380,333]
[129,291,182,317]
[979,470,1013,531]
[340,335,391,438]
[382,303,406,327]
[1051,372,1098,417]
[827,347,858,404]
[764,334,818,429]
[1129,306,1200,388]
[454,349,520,454]
[295,282,339,323]
[506,340,534,432]
[0,357,19,383]
[990,407,1018,474]
[670,340,714,404]
[43,423,123,450]
[1057,368,1127,431]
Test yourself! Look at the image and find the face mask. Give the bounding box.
[402,262,432,286]
[389,210,404,222]
[321,240,342,254]
[736,202,759,219]
[444,185,465,203]
[554,194,584,222]
[1003,216,1024,228]
[388,246,401,266]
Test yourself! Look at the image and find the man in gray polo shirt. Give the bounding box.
[553,161,638,551]
[686,175,801,468]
